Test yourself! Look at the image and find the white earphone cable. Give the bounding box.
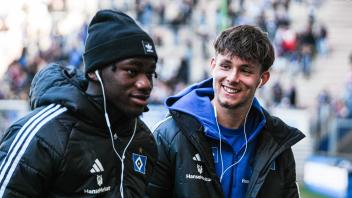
[213,104,249,182]
[212,77,254,182]
[95,70,136,198]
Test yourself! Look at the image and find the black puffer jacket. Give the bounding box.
[0,64,157,197]
[146,110,305,198]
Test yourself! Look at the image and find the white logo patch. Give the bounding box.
[135,157,143,171]
[84,159,111,194]
[133,153,147,174]
[185,153,211,182]
[90,159,104,173]
[192,153,201,161]
[97,175,103,186]
[197,164,203,174]
[142,40,154,54]
[242,178,250,184]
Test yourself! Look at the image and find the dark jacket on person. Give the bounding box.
[146,79,305,198]
[0,64,157,197]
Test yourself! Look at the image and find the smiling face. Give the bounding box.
[211,53,269,111]
[101,57,157,117]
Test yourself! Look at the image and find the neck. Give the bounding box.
[86,81,134,130]
[112,117,136,136]
[106,102,136,131]
[212,101,252,129]
[85,81,101,95]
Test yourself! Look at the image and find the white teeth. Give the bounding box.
[223,86,239,93]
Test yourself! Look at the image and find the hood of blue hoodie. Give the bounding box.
[166,78,266,144]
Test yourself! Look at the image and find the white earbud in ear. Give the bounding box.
[258,78,263,88]
[95,70,102,83]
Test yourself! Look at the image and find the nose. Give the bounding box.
[135,74,153,91]
[227,69,240,83]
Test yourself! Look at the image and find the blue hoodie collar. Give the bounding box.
[166,78,266,145]
[166,78,216,134]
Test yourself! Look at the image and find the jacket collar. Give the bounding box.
[170,110,224,197]
[246,109,305,197]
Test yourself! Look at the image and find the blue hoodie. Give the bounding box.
[166,78,266,198]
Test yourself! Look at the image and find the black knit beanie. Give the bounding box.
[83,9,158,74]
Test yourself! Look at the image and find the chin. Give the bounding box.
[219,100,241,109]
[125,107,145,118]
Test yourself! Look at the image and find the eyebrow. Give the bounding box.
[124,60,156,70]
[125,60,143,66]
[219,59,254,68]
[219,59,232,64]
[241,64,254,68]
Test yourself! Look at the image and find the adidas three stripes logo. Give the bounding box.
[90,159,104,173]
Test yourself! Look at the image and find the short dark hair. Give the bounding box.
[214,25,275,72]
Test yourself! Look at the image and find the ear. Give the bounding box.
[257,79,263,88]
[258,71,270,88]
[210,57,216,76]
[87,71,98,81]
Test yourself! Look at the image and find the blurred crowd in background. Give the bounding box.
[0,0,351,123]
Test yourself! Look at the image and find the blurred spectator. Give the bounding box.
[297,23,317,78]
[272,81,284,106]
[332,98,350,118]
[286,84,297,107]
[175,56,190,85]
[343,53,352,118]
[316,89,332,130]
[274,21,298,72]
[196,9,210,59]
[135,0,154,27]
[316,23,329,56]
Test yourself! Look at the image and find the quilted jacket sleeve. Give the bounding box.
[0,122,58,197]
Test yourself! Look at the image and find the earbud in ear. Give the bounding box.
[87,70,101,81]
[258,78,263,88]
[95,70,102,83]
[95,70,100,78]
[212,77,216,91]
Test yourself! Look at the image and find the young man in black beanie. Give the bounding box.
[0,10,158,197]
